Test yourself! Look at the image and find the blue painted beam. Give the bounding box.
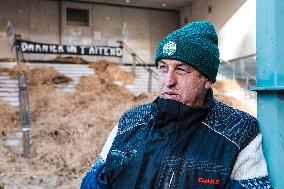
[255,0,284,188]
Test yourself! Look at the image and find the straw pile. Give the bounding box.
[89,60,134,84]
[212,80,255,115]
[0,64,30,80]
[28,67,72,85]
[0,101,18,138]
[0,64,71,85]
[0,60,151,189]
[0,68,11,74]
[213,80,244,94]
[53,56,88,64]
[0,58,16,62]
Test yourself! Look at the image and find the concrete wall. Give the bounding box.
[0,0,60,60]
[0,0,31,58]
[0,0,179,64]
[29,0,60,60]
[149,10,179,64]
[61,1,93,46]
[180,0,255,60]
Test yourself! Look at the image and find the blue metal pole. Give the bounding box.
[252,0,284,188]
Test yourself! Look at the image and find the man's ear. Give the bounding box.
[205,81,213,89]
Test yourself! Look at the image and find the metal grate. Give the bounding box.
[66,8,89,26]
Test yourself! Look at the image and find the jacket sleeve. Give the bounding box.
[80,125,118,189]
[230,134,272,189]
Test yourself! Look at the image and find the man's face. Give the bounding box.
[158,59,212,106]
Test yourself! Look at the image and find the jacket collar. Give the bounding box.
[154,89,213,129]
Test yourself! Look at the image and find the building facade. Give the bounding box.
[0,0,179,64]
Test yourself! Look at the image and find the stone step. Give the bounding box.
[0,80,18,84]
[0,88,19,92]
[0,62,94,72]
[0,62,17,68]
[0,92,18,97]
[1,101,19,107]
[27,64,93,69]
[0,75,11,79]
[61,87,76,93]
[0,83,18,91]
[0,73,9,76]
[9,102,19,107]
[0,96,19,102]
[27,63,91,68]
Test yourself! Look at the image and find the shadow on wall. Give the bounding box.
[182,0,255,61]
[182,0,247,30]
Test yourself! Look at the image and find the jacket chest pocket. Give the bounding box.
[158,156,232,189]
[106,149,137,183]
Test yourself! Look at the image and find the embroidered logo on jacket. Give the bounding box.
[198,177,220,185]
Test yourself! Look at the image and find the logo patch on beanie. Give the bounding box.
[163,41,176,56]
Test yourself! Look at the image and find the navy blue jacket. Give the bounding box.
[81,95,271,189]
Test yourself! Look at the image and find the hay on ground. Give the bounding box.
[7,63,30,79]
[0,58,16,62]
[0,101,18,138]
[28,67,72,85]
[90,60,134,84]
[2,64,72,85]
[54,56,88,64]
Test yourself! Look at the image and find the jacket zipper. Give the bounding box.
[167,171,175,189]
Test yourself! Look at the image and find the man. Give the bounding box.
[81,21,271,189]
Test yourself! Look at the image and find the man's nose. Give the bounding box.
[164,70,177,87]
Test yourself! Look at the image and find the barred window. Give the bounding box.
[66,8,89,26]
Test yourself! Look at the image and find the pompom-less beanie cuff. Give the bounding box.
[155,21,220,83]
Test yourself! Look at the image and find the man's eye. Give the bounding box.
[158,65,168,72]
[176,68,188,74]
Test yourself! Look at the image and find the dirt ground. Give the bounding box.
[0,60,255,189]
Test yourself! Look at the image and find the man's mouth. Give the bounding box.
[164,92,178,96]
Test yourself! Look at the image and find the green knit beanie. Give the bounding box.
[155,21,220,82]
